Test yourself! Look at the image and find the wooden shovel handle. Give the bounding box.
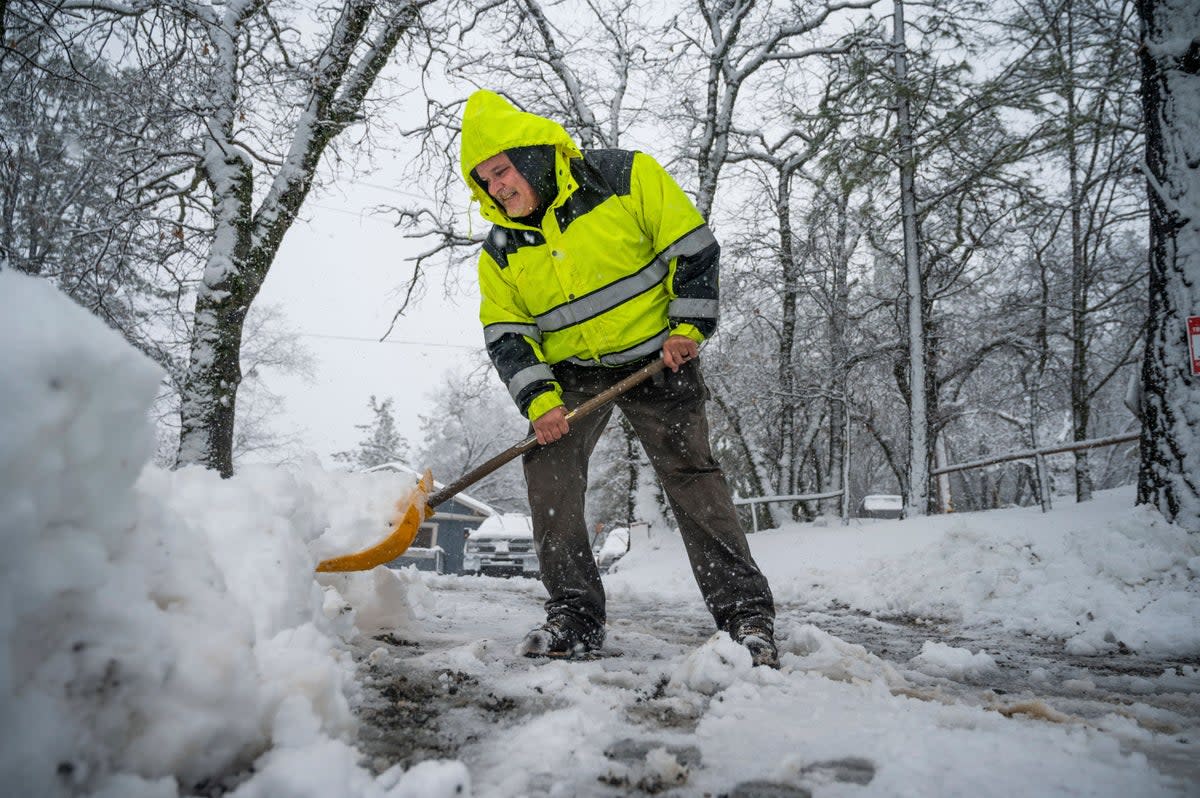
[426,357,668,509]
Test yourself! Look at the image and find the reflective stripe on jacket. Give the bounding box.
[460,90,720,419]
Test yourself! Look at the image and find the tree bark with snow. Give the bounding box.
[774,163,801,503]
[1135,0,1200,532]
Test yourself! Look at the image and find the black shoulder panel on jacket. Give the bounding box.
[482,225,547,269]
[555,149,636,233]
[583,149,635,195]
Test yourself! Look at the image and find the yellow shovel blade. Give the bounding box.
[315,471,434,573]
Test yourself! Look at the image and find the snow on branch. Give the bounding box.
[59,0,162,15]
[251,0,426,252]
[736,0,879,81]
[761,41,861,64]
[1139,159,1188,220]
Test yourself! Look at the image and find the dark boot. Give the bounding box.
[518,616,606,659]
[731,618,780,669]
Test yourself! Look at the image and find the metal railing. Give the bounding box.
[732,489,847,532]
[931,431,1139,513]
[729,431,1139,528]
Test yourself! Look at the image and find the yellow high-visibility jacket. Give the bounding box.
[460,90,720,420]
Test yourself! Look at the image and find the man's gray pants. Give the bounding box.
[522,359,775,640]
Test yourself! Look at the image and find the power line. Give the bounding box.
[354,180,440,203]
[298,331,478,350]
[307,178,468,220]
[306,203,398,224]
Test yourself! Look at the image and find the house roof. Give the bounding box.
[365,462,497,517]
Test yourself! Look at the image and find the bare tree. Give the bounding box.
[890,0,929,516]
[720,136,860,522]
[667,0,880,218]
[646,0,882,526]
[1004,0,1145,502]
[1,8,194,373]
[803,165,870,515]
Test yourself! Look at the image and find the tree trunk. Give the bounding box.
[823,191,852,515]
[176,154,257,476]
[893,0,929,517]
[776,166,800,499]
[176,10,257,478]
[1135,0,1200,532]
[1065,1,1095,503]
[934,433,952,512]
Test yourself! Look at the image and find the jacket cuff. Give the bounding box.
[669,322,706,344]
[527,388,565,421]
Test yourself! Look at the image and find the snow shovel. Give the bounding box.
[315,355,670,572]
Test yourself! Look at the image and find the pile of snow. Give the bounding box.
[0,271,466,798]
[667,632,755,695]
[779,624,907,688]
[909,641,999,680]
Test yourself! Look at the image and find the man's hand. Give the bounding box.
[532,405,570,445]
[662,334,699,372]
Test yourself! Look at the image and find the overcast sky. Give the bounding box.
[255,143,486,466]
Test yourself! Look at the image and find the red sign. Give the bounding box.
[1190,316,1200,376]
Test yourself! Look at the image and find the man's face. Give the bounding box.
[476,151,539,218]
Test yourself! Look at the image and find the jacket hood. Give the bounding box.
[459,90,582,226]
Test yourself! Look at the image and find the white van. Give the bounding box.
[462,513,538,578]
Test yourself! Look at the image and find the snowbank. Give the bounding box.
[609,485,1200,658]
[0,270,465,798]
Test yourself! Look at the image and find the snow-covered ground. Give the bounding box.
[3,268,1199,797]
